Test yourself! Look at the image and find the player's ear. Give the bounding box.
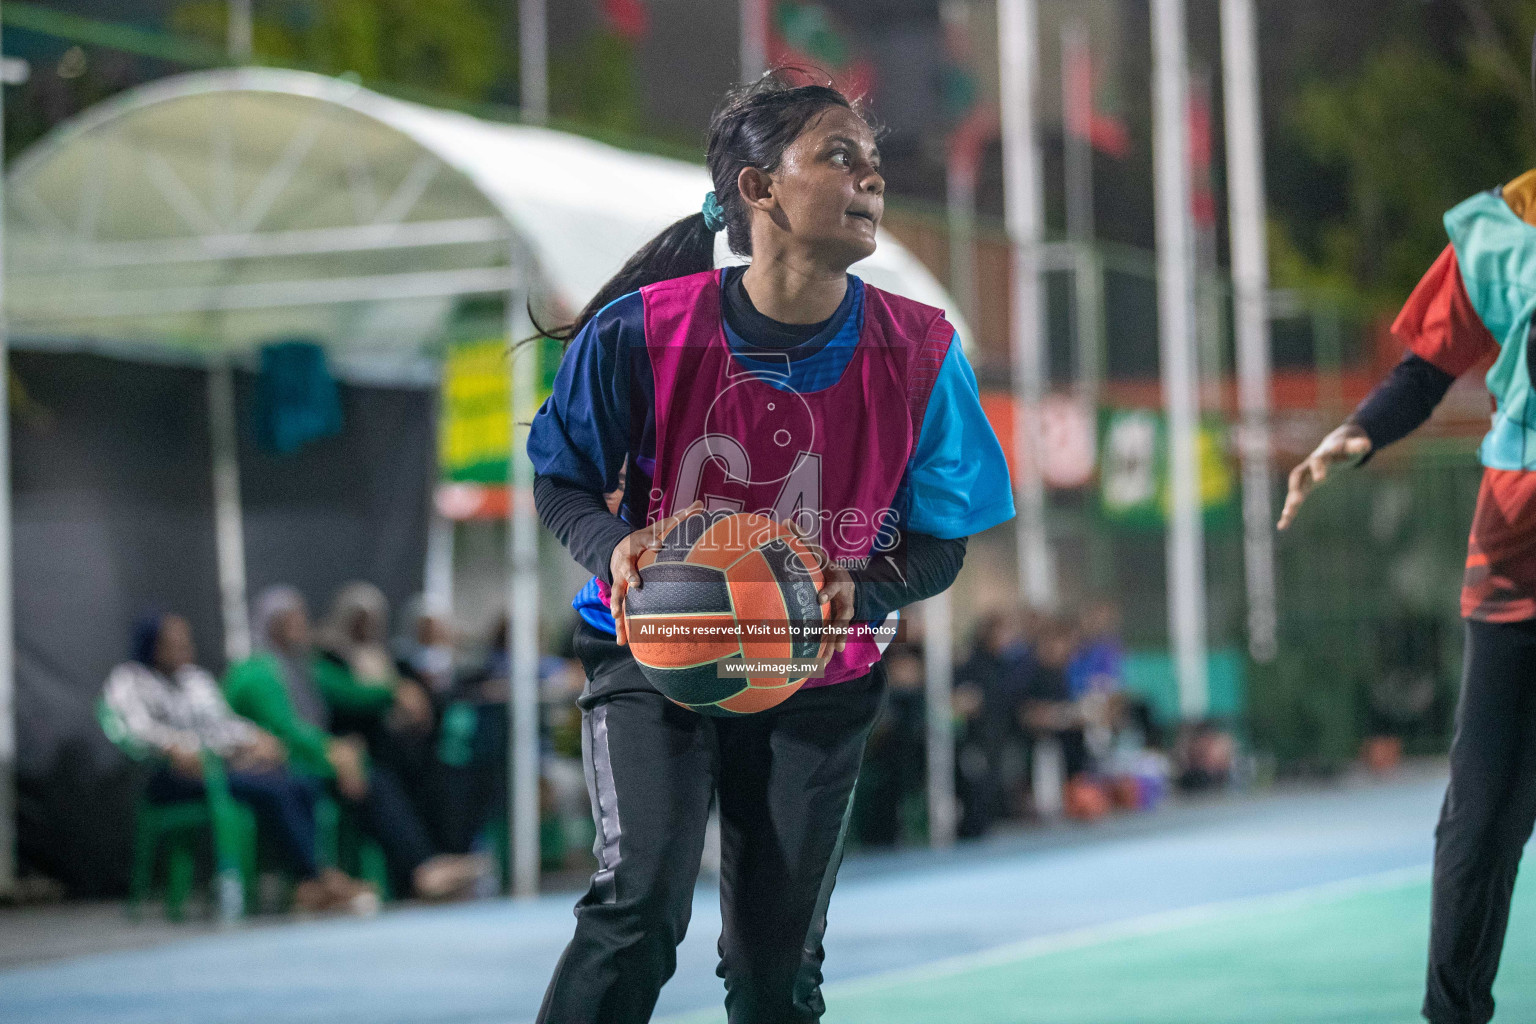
[738,166,775,214]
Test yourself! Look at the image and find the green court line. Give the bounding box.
[656,868,1536,1024]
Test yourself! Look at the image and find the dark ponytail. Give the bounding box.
[532,68,863,345]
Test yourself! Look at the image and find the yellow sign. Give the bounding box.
[440,339,513,485]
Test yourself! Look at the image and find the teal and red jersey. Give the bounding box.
[528,269,1015,684]
[1396,170,1536,621]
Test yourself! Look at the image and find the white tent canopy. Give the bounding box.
[5,67,969,379]
[1,67,967,896]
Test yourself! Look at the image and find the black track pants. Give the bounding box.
[537,620,885,1024]
[1425,619,1536,1024]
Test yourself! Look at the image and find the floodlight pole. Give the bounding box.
[424,510,455,619]
[998,0,1055,609]
[1221,0,1278,664]
[1151,0,1209,716]
[205,1,254,671]
[0,9,16,896]
[1061,17,1103,412]
[520,0,549,124]
[209,364,252,664]
[507,272,540,899]
[945,151,977,331]
[740,0,769,82]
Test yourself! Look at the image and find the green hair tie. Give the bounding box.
[701,191,727,232]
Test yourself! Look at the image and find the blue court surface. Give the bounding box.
[3,770,1533,1024]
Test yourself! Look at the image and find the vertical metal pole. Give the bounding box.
[945,150,978,328]
[1151,0,1208,717]
[424,512,456,620]
[0,8,16,896]
[1061,17,1101,410]
[507,275,540,899]
[201,12,257,915]
[923,592,956,848]
[1076,248,1104,411]
[1061,18,1095,247]
[208,364,252,664]
[942,0,978,328]
[227,0,252,63]
[520,0,548,124]
[740,0,768,83]
[1188,69,1223,403]
[998,0,1055,610]
[1221,0,1277,663]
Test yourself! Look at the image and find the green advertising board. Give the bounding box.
[1097,408,1238,531]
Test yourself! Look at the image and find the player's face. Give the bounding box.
[769,106,884,266]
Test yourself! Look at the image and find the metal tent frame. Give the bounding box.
[0,67,970,892]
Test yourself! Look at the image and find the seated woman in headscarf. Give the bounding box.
[102,611,377,915]
[314,582,441,828]
[223,586,484,900]
[314,581,434,747]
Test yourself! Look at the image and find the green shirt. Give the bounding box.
[310,653,396,717]
[223,654,334,779]
[223,652,397,780]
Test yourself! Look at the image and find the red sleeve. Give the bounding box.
[1390,245,1497,377]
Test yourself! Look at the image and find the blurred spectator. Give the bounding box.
[103,611,376,915]
[392,594,457,700]
[1067,601,1126,700]
[225,586,484,900]
[954,611,1032,838]
[1175,721,1237,792]
[316,583,435,739]
[316,583,440,825]
[1006,606,1041,662]
[430,613,511,855]
[434,615,592,868]
[1018,616,1092,784]
[541,643,592,870]
[1065,599,1164,764]
[855,641,927,847]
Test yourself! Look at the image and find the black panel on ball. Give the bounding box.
[624,561,733,618]
[649,663,747,708]
[757,538,824,659]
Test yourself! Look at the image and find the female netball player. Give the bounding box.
[525,71,1014,1023]
[1278,130,1536,1023]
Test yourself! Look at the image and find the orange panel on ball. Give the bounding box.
[625,613,742,669]
[686,512,781,570]
[716,681,804,714]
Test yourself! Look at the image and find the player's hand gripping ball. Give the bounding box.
[619,508,832,715]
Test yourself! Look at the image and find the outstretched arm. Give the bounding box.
[1276,424,1374,530]
[1277,353,1454,529]
[1278,244,1493,530]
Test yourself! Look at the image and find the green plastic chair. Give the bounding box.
[100,698,393,913]
[97,698,257,922]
